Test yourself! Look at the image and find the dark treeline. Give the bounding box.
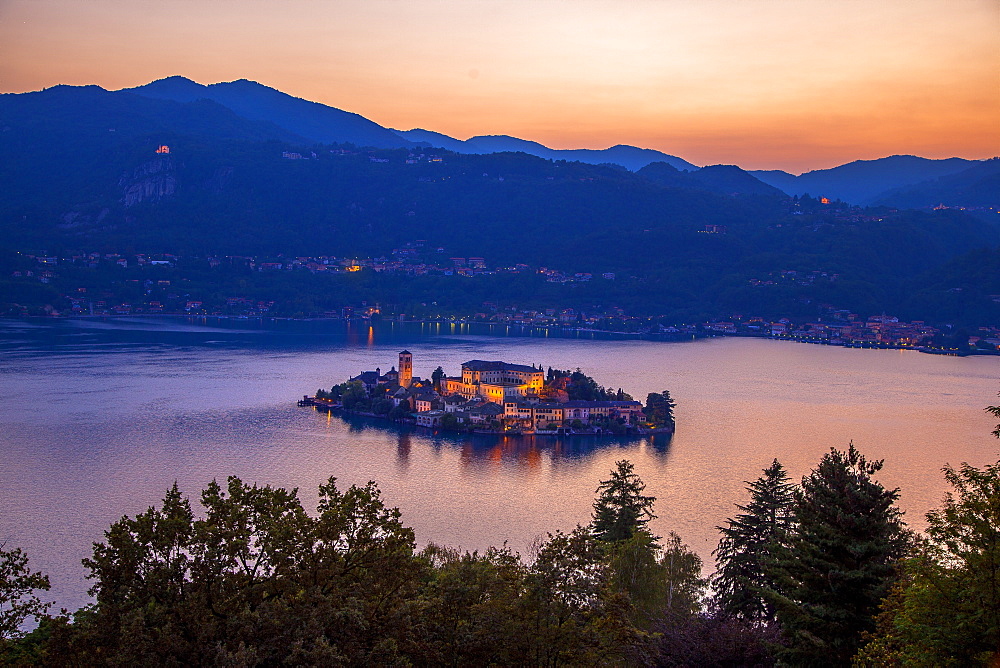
[2,435,999,665]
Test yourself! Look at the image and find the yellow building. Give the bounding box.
[399,350,412,388]
[444,360,543,402]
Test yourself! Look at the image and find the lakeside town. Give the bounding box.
[5,247,1000,354]
[301,351,676,436]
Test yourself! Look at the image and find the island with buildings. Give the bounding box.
[300,351,674,436]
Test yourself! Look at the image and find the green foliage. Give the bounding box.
[769,444,908,665]
[713,458,795,623]
[661,532,707,618]
[371,397,393,415]
[546,367,633,402]
[66,477,422,665]
[526,527,642,665]
[431,366,445,391]
[607,531,664,623]
[0,544,51,641]
[987,392,1000,439]
[439,412,462,431]
[339,380,367,410]
[17,472,675,664]
[591,460,657,543]
[606,529,706,636]
[645,390,676,429]
[414,543,528,664]
[388,403,411,422]
[856,459,1000,666]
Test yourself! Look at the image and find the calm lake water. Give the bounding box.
[1,317,997,615]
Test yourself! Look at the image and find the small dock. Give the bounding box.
[298,396,341,411]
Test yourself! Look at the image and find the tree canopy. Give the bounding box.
[0,544,50,642]
[713,458,795,623]
[769,443,908,665]
[591,460,658,543]
[858,458,1000,666]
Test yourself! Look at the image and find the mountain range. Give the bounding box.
[89,76,989,205]
[1,76,998,326]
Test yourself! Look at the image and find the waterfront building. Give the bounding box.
[444,360,544,402]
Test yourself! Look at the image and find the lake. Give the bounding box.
[1,316,997,615]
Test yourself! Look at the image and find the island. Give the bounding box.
[300,350,675,435]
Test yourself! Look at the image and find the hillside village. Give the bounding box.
[8,247,1000,354]
[306,351,668,435]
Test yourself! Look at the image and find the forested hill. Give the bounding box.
[1,84,998,325]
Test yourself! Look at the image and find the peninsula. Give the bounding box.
[300,351,675,435]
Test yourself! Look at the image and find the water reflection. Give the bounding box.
[2,317,996,617]
[331,411,667,465]
[396,431,411,470]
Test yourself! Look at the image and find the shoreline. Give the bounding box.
[297,397,675,438]
[6,313,998,356]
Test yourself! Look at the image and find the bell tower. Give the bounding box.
[399,350,412,388]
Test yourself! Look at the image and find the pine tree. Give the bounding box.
[591,460,656,543]
[770,443,908,665]
[713,458,794,623]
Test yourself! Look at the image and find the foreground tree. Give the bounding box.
[713,459,795,623]
[857,459,1000,666]
[770,444,908,665]
[0,544,51,642]
[60,477,423,665]
[527,527,642,665]
[988,392,1000,438]
[591,460,657,543]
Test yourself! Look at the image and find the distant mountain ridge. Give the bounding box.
[127,76,414,149]
[392,129,699,172]
[751,155,979,205]
[637,162,785,197]
[4,76,987,205]
[872,158,1000,209]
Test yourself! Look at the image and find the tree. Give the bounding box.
[371,397,393,415]
[661,532,707,617]
[645,391,676,429]
[440,412,460,431]
[431,366,445,392]
[857,458,1000,666]
[591,460,657,543]
[526,527,641,665]
[388,402,410,421]
[606,529,706,631]
[987,391,1000,438]
[713,458,795,623]
[0,544,51,641]
[414,543,528,666]
[769,443,908,665]
[340,380,367,410]
[71,476,425,665]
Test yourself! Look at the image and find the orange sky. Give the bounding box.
[1,0,997,173]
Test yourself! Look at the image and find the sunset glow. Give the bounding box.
[1,0,997,172]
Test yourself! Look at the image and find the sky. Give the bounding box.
[1,0,997,173]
